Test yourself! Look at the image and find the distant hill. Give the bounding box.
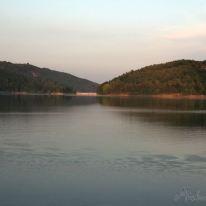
[98,60,206,95]
[0,61,98,93]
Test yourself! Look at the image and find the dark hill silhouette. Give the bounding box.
[0,61,98,93]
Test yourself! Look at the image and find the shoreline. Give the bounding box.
[0,92,76,96]
[98,93,206,100]
[151,94,206,100]
[0,92,97,97]
[1,92,206,100]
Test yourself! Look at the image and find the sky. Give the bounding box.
[0,0,206,83]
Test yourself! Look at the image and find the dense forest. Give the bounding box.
[0,61,98,93]
[0,68,73,93]
[98,60,206,95]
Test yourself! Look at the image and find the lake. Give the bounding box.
[0,95,206,206]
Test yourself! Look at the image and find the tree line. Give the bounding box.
[98,60,206,95]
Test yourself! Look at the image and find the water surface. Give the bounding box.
[0,95,206,206]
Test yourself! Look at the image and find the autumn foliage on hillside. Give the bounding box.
[98,60,206,95]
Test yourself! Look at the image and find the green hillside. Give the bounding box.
[98,60,206,95]
[0,61,98,93]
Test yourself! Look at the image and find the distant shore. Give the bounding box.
[151,94,206,100]
[1,92,206,100]
[0,91,97,97]
[0,91,75,96]
[98,93,206,100]
[76,92,97,96]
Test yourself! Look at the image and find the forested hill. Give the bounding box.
[0,61,98,93]
[98,60,206,95]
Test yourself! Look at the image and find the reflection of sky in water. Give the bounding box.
[0,96,206,206]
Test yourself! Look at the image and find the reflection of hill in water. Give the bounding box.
[98,96,206,110]
[98,96,206,128]
[120,111,206,128]
[0,95,97,112]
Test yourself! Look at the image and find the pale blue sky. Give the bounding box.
[0,0,206,82]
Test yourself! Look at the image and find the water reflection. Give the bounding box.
[0,95,97,112]
[98,96,206,110]
[0,95,206,206]
[98,96,206,128]
[119,111,206,128]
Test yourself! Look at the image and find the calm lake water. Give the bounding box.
[0,95,206,206]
